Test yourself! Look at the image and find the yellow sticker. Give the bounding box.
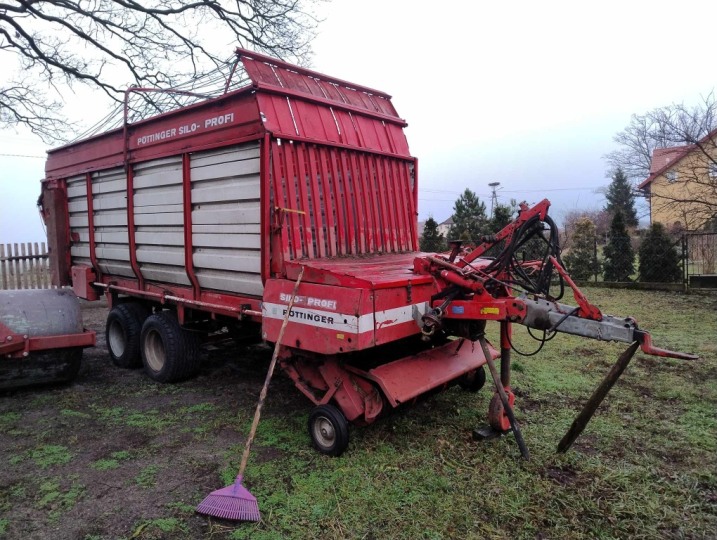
[480,307,500,315]
[336,333,345,340]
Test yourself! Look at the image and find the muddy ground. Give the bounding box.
[0,299,292,539]
[1,290,716,539]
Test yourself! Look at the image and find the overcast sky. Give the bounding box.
[1,0,716,244]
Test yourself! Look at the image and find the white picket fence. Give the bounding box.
[0,242,53,290]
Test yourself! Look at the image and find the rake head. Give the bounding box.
[196,475,260,521]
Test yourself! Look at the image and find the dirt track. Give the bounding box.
[0,299,295,539]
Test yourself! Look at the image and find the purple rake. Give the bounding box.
[196,475,260,521]
[196,268,305,522]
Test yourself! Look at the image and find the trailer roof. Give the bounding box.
[45,49,411,179]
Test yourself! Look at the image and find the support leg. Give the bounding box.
[557,341,639,453]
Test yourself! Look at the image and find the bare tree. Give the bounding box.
[606,93,717,228]
[605,93,717,180]
[0,0,318,142]
[562,208,610,248]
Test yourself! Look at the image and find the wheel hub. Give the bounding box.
[144,329,166,372]
[314,417,335,447]
[108,320,126,356]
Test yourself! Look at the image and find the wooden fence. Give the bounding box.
[0,242,53,290]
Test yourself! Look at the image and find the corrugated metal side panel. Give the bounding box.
[133,156,190,286]
[67,175,91,266]
[91,168,133,278]
[190,143,262,296]
[270,140,417,260]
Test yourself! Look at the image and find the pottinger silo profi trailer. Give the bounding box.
[40,49,695,455]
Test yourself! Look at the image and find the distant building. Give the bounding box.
[638,132,717,230]
[437,216,453,238]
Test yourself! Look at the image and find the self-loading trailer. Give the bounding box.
[31,49,695,456]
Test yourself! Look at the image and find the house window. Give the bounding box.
[709,163,717,179]
[666,170,677,183]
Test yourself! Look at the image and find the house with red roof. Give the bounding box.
[638,129,717,230]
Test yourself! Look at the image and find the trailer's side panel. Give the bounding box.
[67,175,91,268]
[190,143,263,296]
[133,156,190,286]
[91,168,134,278]
[270,140,418,262]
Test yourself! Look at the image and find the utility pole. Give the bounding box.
[488,182,500,217]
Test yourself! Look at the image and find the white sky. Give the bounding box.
[2,0,716,243]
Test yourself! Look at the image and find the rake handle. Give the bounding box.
[237,267,304,478]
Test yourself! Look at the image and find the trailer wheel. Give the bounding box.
[458,366,486,392]
[106,303,150,368]
[308,404,349,457]
[140,312,200,383]
[488,393,512,432]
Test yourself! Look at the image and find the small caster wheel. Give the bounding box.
[458,366,486,392]
[308,404,349,456]
[488,390,515,432]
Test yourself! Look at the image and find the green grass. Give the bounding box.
[36,477,85,520]
[209,287,717,539]
[135,464,160,488]
[91,450,134,471]
[30,445,73,468]
[0,287,713,539]
[129,517,188,539]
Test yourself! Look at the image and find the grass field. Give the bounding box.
[0,287,715,539]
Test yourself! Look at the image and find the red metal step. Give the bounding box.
[361,338,498,407]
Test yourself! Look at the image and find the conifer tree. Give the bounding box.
[448,189,488,243]
[605,168,638,227]
[489,201,517,233]
[563,218,599,280]
[420,217,445,252]
[638,223,682,282]
[603,211,635,281]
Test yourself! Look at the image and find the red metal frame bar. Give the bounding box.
[270,141,291,269]
[84,173,101,282]
[293,143,314,258]
[337,150,356,254]
[317,146,337,256]
[412,158,419,248]
[260,134,272,282]
[280,142,302,259]
[0,320,95,358]
[349,151,368,253]
[327,148,346,254]
[125,165,144,289]
[181,153,200,298]
[306,144,326,258]
[379,157,398,251]
[389,159,408,250]
[461,199,551,265]
[93,280,262,322]
[363,153,381,252]
[548,255,602,321]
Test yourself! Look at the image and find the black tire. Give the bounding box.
[308,404,349,457]
[0,347,82,390]
[106,303,150,368]
[458,366,487,392]
[140,312,200,383]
